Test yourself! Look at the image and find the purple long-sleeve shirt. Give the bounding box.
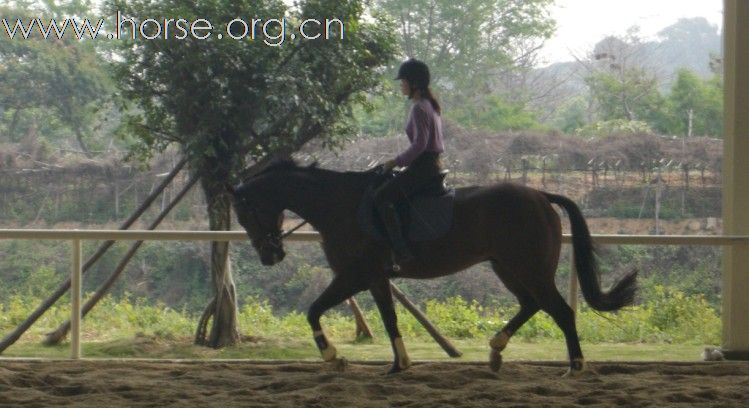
[394,98,444,167]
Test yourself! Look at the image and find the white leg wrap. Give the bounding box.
[489,331,511,351]
[393,337,411,369]
[313,330,337,362]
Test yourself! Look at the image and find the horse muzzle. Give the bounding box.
[260,249,286,266]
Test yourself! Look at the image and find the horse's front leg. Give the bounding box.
[370,277,411,374]
[307,275,365,370]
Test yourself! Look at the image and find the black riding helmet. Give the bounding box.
[395,58,430,90]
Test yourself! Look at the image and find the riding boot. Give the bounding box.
[377,202,415,267]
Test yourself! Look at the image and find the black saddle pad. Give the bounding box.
[357,181,455,242]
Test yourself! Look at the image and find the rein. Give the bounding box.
[237,193,308,251]
[255,219,307,254]
[281,219,308,238]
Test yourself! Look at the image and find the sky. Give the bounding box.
[538,0,724,66]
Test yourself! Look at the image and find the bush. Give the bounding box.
[424,297,483,338]
[575,119,654,138]
[0,287,721,346]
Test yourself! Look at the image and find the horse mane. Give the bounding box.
[244,156,373,189]
[261,158,300,174]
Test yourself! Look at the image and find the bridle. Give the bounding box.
[244,206,308,253]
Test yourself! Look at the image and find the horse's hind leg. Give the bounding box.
[307,275,367,368]
[370,277,411,374]
[488,261,540,372]
[533,286,585,376]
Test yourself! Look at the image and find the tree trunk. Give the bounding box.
[195,178,240,347]
[8,108,21,142]
[74,128,93,159]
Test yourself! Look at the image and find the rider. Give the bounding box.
[374,58,445,268]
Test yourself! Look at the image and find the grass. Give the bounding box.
[0,289,720,364]
[1,335,704,362]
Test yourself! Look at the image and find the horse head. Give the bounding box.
[227,179,286,266]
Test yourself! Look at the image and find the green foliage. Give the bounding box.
[107,0,397,167]
[424,296,483,338]
[644,285,719,343]
[0,240,69,302]
[513,287,720,345]
[553,96,588,134]
[448,95,541,131]
[378,0,555,98]
[0,288,720,346]
[352,92,409,136]
[574,119,653,138]
[666,68,723,137]
[92,294,195,340]
[585,65,666,125]
[0,239,214,314]
[586,186,721,220]
[605,202,683,220]
[366,0,555,135]
[0,1,116,154]
[580,30,722,138]
[0,293,198,342]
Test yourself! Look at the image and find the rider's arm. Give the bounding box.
[394,104,430,167]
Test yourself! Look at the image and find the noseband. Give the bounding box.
[245,207,283,253]
[244,206,307,252]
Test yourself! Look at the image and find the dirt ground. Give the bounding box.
[0,360,747,407]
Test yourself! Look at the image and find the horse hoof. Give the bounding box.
[329,357,348,372]
[562,368,582,378]
[562,366,587,378]
[386,364,404,375]
[562,359,586,377]
[489,349,502,372]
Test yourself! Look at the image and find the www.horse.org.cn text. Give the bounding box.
[1,11,346,46]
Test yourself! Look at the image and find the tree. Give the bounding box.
[553,96,588,134]
[378,0,553,89]
[585,67,666,124]
[358,0,555,133]
[582,30,669,134]
[106,0,396,347]
[0,0,114,156]
[450,94,539,131]
[667,68,722,138]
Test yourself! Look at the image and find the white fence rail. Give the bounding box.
[1,229,748,359]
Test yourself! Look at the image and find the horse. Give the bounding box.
[227,159,637,376]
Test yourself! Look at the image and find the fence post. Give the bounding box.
[568,249,578,315]
[71,238,82,359]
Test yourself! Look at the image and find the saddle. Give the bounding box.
[357,169,455,242]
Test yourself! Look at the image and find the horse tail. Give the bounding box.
[543,192,637,312]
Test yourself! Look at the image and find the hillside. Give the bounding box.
[532,17,722,112]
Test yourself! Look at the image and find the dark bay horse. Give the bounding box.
[228,159,637,375]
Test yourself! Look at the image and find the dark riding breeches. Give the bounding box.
[373,152,443,206]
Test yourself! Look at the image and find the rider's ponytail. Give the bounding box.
[420,86,441,116]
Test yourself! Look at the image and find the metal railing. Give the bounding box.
[1,228,747,359]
